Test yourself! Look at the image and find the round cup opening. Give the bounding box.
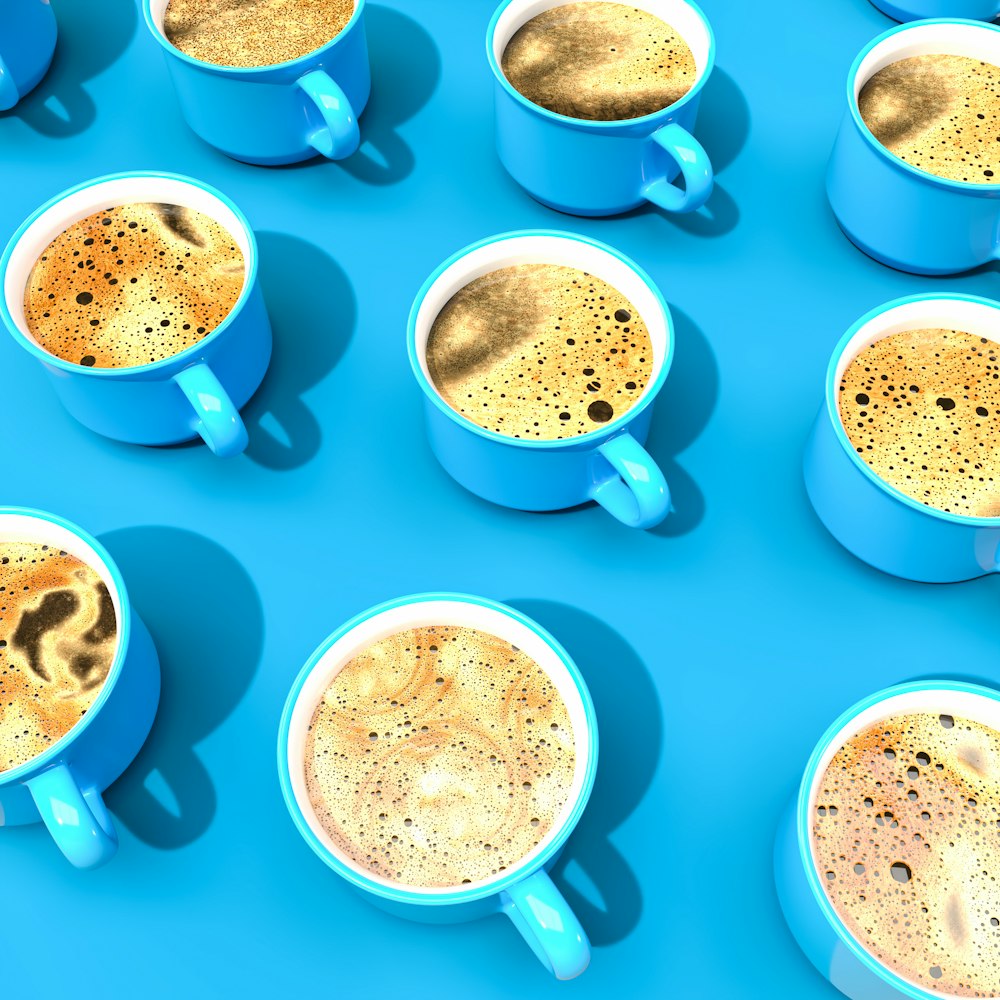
[285,597,593,897]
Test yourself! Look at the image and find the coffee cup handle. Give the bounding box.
[297,69,361,161]
[0,54,20,111]
[500,870,590,980]
[642,122,714,214]
[26,763,118,870]
[589,433,670,529]
[174,363,249,458]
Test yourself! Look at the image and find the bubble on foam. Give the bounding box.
[838,328,1000,517]
[163,0,354,69]
[303,625,576,889]
[426,263,653,441]
[859,54,1000,185]
[23,203,244,369]
[502,2,696,122]
[812,711,1000,996]
[0,542,116,773]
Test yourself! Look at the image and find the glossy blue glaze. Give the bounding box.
[0,171,272,457]
[0,0,57,111]
[487,0,715,216]
[804,294,1000,583]
[0,508,160,869]
[827,19,1000,274]
[870,0,1000,22]
[277,593,598,980]
[141,0,370,166]
[407,231,674,529]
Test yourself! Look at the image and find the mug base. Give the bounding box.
[834,219,979,276]
[522,188,645,219]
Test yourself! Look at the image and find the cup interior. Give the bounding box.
[285,597,594,896]
[412,233,670,438]
[491,0,713,89]
[2,175,253,362]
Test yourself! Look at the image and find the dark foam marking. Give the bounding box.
[0,542,116,773]
[164,0,354,69]
[304,625,576,889]
[426,263,653,440]
[23,203,244,369]
[813,711,1000,996]
[859,54,1000,184]
[501,1,696,121]
[839,328,1000,517]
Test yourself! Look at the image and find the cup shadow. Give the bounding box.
[242,231,356,470]
[6,0,137,137]
[647,306,719,538]
[507,599,662,947]
[337,4,442,186]
[100,526,263,849]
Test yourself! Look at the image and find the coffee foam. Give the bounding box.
[859,54,1000,184]
[163,0,354,69]
[23,203,244,369]
[813,711,1000,996]
[501,1,696,121]
[426,262,653,440]
[838,328,1000,517]
[0,541,116,773]
[303,625,576,889]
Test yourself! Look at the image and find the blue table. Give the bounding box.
[1,2,995,996]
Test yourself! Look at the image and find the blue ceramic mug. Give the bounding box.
[142,0,370,166]
[487,0,715,216]
[408,231,673,529]
[775,679,1000,999]
[870,0,1000,23]
[805,294,1000,583]
[0,507,160,870]
[278,593,598,980]
[0,0,57,111]
[0,171,272,457]
[827,19,1000,275]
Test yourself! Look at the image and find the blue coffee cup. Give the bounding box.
[0,171,272,458]
[408,231,673,529]
[0,507,160,870]
[775,679,1000,999]
[142,0,370,166]
[870,0,1000,23]
[278,593,598,980]
[487,0,715,217]
[827,19,1000,275]
[804,294,1000,583]
[0,0,57,111]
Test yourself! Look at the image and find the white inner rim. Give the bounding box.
[3,176,252,355]
[854,21,1000,100]
[808,688,1000,999]
[492,0,712,84]
[414,235,669,434]
[286,600,592,896]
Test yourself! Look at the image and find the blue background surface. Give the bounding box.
[1,1,997,996]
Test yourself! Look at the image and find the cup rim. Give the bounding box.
[846,18,1000,193]
[406,228,674,450]
[485,0,716,130]
[276,591,599,906]
[141,0,366,76]
[0,170,259,379]
[795,678,1000,1000]
[0,506,131,787]
[824,292,1000,527]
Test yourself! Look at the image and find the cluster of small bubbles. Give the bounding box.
[304,625,576,888]
[0,542,116,773]
[839,328,1000,517]
[812,710,1000,995]
[163,0,354,69]
[859,54,999,184]
[23,203,244,369]
[502,2,696,121]
[426,263,653,440]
